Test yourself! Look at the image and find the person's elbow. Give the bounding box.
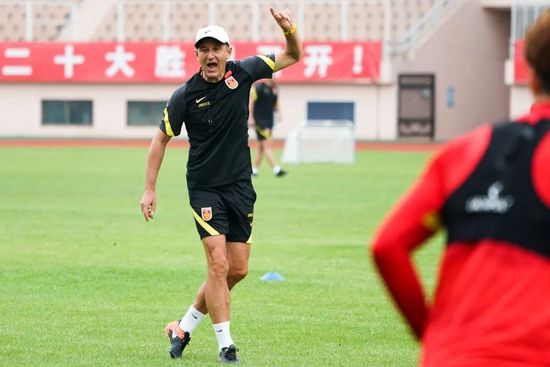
[370,234,395,270]
[370,240,384,265]
[277,51,301,71]
[152,128,172,148]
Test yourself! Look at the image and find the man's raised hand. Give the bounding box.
[270,7,294,32]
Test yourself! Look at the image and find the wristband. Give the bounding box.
[283,24,297,36]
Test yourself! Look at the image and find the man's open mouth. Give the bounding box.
[206,62,218,72]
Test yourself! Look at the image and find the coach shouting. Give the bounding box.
[140,7,301,364]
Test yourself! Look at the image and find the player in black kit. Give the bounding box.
[250,78,287,177]
[140,7,302,364]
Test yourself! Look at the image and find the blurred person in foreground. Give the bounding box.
[371,9,550,366]
[140,8,302,364]
[249,78,287,177]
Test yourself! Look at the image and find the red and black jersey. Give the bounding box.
[371,102,550,366]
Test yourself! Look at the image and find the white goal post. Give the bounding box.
[282,120,355,164]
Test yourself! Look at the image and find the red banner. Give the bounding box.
[514,39,528,84]
[0,41,381,83]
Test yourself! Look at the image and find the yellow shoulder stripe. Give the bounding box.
[163,107,175,137]
[192,209,220,236]
[258,55,275,71]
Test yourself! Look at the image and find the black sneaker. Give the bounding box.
[168,330,191,359]
[219,344,239,364]
[275,169,287,177]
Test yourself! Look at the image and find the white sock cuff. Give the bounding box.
[213,320,234,350]
[177,304,206,336]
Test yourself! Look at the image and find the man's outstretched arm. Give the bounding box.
[270,7,302,72]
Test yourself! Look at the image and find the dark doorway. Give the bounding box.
[398,74,435,139]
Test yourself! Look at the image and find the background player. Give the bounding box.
[249,78,287,177]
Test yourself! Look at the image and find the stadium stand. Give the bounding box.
[0,0,449,43]
[347,1,386,41]
[93,1,163,42]
[0,0,80,42]
[0,1,26,41]
[168,2,209,42]
[258,1,298,41]
[302,2,343,41]
[209,2,256,41]
[32,1,79,41]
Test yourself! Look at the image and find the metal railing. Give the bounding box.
[390,0,462,55]
[1,0,466,63]
[111,0,391,44]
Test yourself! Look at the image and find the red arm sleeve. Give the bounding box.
[370,155,444,338]
[370,124,492,339]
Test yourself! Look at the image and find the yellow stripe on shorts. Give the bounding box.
[192,209,220,236]
[256,127,271,139]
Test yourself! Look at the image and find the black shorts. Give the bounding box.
[255,122,273,142]
[188,179,257,243]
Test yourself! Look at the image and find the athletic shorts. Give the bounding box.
[255,122,273,142]
[188,178,256,243]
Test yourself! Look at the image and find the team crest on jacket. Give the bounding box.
[201,207,212,221]
[225,76,238,89]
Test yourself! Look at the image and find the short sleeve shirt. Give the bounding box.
[160,55,275,189]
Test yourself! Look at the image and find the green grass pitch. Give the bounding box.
[0,143,444,366]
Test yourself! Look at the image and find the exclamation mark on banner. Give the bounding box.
[352,45,363,75]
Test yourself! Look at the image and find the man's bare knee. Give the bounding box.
[208,257,229,280]
[228,266,248,285]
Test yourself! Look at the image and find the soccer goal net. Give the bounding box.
[282,120,355,164]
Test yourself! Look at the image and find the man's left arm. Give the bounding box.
[269,7,302,72]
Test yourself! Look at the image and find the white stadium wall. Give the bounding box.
[1,83,174,138]
[0,83,397,141]
[276,83,397,141]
